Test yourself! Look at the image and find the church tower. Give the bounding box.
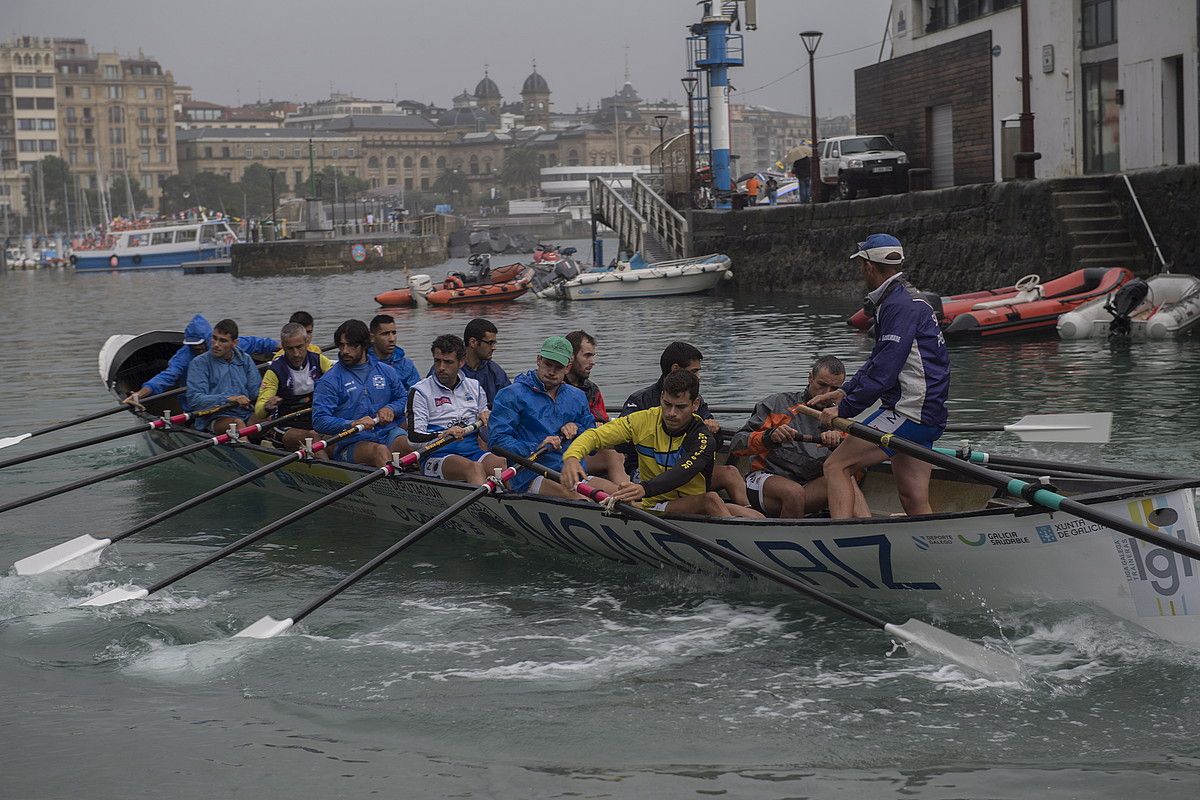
[520,61,551,128]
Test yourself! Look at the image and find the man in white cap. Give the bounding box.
[808,233,950,519]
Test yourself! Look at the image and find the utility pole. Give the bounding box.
[308,138,316,198]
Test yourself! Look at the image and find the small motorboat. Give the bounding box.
[409,270,532,306]
[534,253,733,301]
[373,255,526,306]
[848,268,1135,337]
[1057,273,1200,339]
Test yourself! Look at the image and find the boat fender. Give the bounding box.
[663,267,683,278]
[109,255,119,268]
[69,254,78,266]
[131,254,142,265]
[580,275,601,285]
[620,273,639,282]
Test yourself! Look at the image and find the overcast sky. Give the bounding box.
[9,0,891,117]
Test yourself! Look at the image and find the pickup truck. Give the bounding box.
[818,134,910,200]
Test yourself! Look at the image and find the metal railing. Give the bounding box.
[1121,173,1169,272]
[630,173,689,258]
[589,176,645,257]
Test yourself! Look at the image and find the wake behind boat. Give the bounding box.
[70,327,1200,650]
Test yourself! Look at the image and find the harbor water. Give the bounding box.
[2,247,1199,799]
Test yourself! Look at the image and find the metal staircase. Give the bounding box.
[588,174,690,262]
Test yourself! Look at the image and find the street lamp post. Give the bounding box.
[800,30,823,204]
[267,168,277,231]
[653,114,669,176]
[681,76,698,202]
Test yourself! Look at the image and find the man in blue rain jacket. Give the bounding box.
[185,318,263,433]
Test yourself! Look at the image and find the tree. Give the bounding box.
[107,175,151,218]
[431,169,470,205]
[499,146,541,198]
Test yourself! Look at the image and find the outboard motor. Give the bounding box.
[1104,278,1150,336]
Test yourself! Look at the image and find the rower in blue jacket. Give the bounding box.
[368,314,421,393]
[123,313,279,409]
[809,233,951,519]
[312,319,413,467]
[488,336,603,498]
[185,318,263,433]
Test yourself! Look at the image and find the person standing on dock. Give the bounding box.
[745,174,762,205]
[461,317,510,408]
[808,234,950,519]
[368,314,421,393]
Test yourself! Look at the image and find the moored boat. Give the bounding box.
[72,218,240,271]
[1057,273,1200,339]
[409,270,531,305]
[535,253,733,301]
[84,329,1200,649]
[374,257,530,307]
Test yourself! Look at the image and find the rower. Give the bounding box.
[368,314,421,393]
[122,313,279,408]
[313,319,414,467]
[185,318,263,434]
[731,355,866,517]
[462,317,510,408]
[255,322,333,458]
[809,234,950,518]
[564,329,628,483]
[562,370,761,518]
[406,334,507,483]
[288,310,318,350]
[489,336,613,499]
[621,341,752,508]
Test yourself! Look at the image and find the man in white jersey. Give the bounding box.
[406,334,507,484]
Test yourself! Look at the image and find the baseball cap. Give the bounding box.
[538,335,574,366]
[182,334,207,345]
[850,233,905,265]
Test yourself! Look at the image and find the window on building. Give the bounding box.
[137,87,146,99]
[38,119,55,130]
[158,148,167,163]
[138,107,149,122]
[36,97,55,110]
[155,88,163,100]
[81,86,91,99]
[293,169,303,188]
[36,75,53,88]
[221,146,230,158]
[83,128,94,144]
[155,108,165,122]
[141,175,153,192]
[18,119,35,130]
[347,146,355,157]
[82,107,92,120]
[39,140,56,152]
[68,149,77,165]
[15,97,34,110]
[368,156,380,168]
[259,146,267,158]
[139,127,150,144]
[156,127,166,144]
[204,146,213,158]
[243,145,252,158]
[108,106,123,124]
[107,85,122,99]
[1082,0,1117,48]
[18,140,36,152]
[110,127,125,144]
[14,76,33,88]
[65,107,76,122]
[141,148,149,164]
[420,177,430,190]
[331,147,339,158]
[277,146,285,158]
[104,65,119,78]
[63,86,73,99]
[293,145,301,158]
[67,127,77,143]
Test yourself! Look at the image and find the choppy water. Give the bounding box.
[2,245,1200,799]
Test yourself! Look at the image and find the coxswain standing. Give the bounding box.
[185,318,262,434]
[809,234,950,518]
[312,319,413,467]
[406,334,506,484]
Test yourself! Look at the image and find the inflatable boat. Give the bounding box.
[1057,273,1200,339]
[409,270,531,306]
[373,255,526,307]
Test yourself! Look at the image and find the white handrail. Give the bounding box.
[1121,173,1168,273]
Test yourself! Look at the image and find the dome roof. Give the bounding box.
[474,74,501,99]
[440,106,497,129]
[522,70,550,94]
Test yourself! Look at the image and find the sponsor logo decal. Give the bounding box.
[434,396,452,407]
[957,533,986,546]
[371,375,386,389]
[1036,524,1057,544]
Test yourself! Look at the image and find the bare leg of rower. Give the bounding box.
[663,491,735,517]
[891,452,934,516]
[821,436,888,519]
[388,434,414,459]
[348,441,393,467]
[583,447,629,484]
[712,465,751,505]
[280,427,329,460]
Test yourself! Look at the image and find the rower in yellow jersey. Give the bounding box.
[560,370,762,518]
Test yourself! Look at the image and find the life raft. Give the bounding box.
[372,262,527,307]
[374,287,415,307]
[848,267,1135,337]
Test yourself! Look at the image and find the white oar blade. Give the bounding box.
[0,433,32,450]
[14,534,112,575]
[77,585,150,607]
[885,619,1023,682]
[234,615,294,639]
[1006,412,1112,444]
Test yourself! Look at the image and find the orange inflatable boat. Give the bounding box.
[373,260,526,307]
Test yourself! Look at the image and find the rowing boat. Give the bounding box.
[98,330,1200,648]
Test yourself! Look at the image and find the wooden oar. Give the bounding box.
[0,387,188,451]
[496,449,1023,682]
[235,447,546,639]
[0,402,235,472]
[76,423,477,608]
[944,412,1111,443]
[0,408,310,516]
[793,404,1200,564]
[13,419,376,575]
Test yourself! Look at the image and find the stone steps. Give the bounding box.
[1057,202,1121,220]
[1052,181,1148,273]
[1052,190,1113,207]
[1062,216,1125,233]
[1076,254,1147,270]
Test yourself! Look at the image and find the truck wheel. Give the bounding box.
[836,177,857,201]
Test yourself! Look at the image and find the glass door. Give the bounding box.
[1083,59,1120,173]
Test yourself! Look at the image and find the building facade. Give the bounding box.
[175,128,362,193]
[1,36,58,219]
[55,42,176,205]
[860,0,1200,184]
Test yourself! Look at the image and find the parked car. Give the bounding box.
[818,134,910,201]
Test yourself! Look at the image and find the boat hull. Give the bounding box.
[1057,274,1200,339]
[74,245,231,271]
[540,254,732,301]
[134,422,1200,648]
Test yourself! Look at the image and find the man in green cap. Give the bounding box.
[488,335,609,497]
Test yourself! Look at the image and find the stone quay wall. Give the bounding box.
[690,165,1200,297]
[231,233,446,278]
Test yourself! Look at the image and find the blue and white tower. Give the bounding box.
[687,1,755,209]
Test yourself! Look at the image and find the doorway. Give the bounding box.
[1163,55,1185,165]
[1082,59,1120,173]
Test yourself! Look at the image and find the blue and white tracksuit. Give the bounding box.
[143,314,279,405]
[312,359,409,460]
[184,347,262,431]
[488,370,595,492]
[369,346,421,395]
[407,373,490,477]
[839,272,950,447]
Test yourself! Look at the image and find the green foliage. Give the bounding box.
[107,175,151,218]
[431,169,470,204]
[499,146,541,192]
